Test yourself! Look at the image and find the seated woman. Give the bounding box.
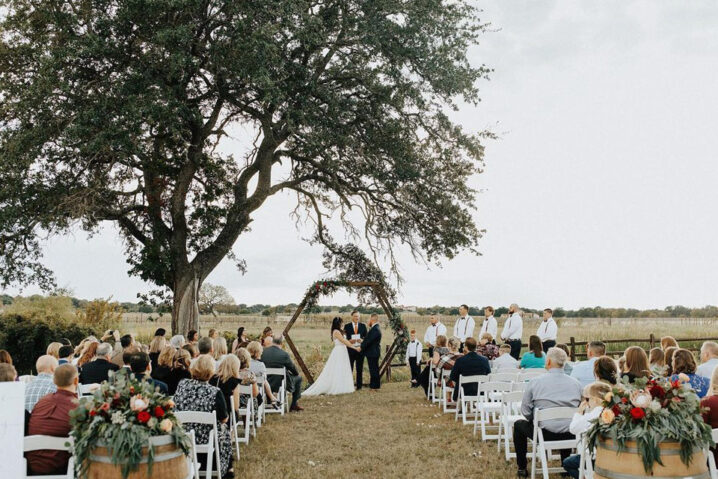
[231,327,249,353]
[562,382,612,479]
[671,348,709,397]
[164,349,192,395]
[661,335,678,351]
[213,337,229,369]
[246,341,280,410]
[182,343,199,361]
[621,346,651,383]
[148,335,168,371]
[476,333,499,360]
[151,346,175,386]
[663,346,678,377]
[648,347,666,376]
[174,355,234,479]
[437,338,463,401]
[593,356,618,385]
[701,366,718,466]
[211,353,258,416]
[556,344,573,375]
[419,335,449,394]
[519,335,546,369]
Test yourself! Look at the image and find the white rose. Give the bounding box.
[159,419,173,433]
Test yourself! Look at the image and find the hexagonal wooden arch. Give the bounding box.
[282,281,402,384]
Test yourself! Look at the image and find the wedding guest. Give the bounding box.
[211,353,258,415]
[25,355,58,412]
[111,334,135,368]
[478,306,498,342]
[453,304,475,352]
[492,344,519,370]
[0,362,16,381]
[246,341,280,409]
[187,329,199,345]
[671,348,709,397]
[151,346,175,386]
[419,335,449,394]
[261,335,273,349]
[661,336,678,350]
[130,352,168,393]
[449,337,491,401]
[536,309,558,352]
[701,366,718,465]
[423,314,447,358]
[46,342,62,359]
[231,327,248,353]
[148,335,168,370]
[197,336,214,363]
[174,355,233,479]
[513,348,582,478]
[501,303,523,360]
[260,327,273,344]
[697,341,718,379]
[208,328,219,340]
[520,336,546,369]
[76,341,99,369]
[214,337,229,367]
[235,348,260,406]
[57,345,74,365]
[555,344,573,375]
[169,334,185,349]
[593,356,618,384]
[477,333,499,360]
[649,348,666,376]
[262,335,304,412]
[571,341,606,388]
[621,346,651,383]
[183,343,199,360]
[405,330,423,387]
[562,382,613,478]
[79,342,119,384]
[165,349,192,395]
[154,327,167,338]
[663,346,678,376]
[0,349,12,364]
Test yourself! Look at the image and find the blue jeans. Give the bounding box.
[562,454,580,479]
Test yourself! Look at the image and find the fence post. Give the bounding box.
[569,337,576,362]
[649,333,655,350]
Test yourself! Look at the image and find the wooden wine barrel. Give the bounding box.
[87,435,188,479]
[594,439,709,479]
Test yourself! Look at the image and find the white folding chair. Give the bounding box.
[78,383,100,397]
[428,367,440,403]
[23,435,74,479]
[255,377,267,427]
[531,407,578,479]
[18,375,35,384]
[175,411,222,479]
[519,370,547,382]
[707,428,718,479]
[264,368,287,416]
[577,436,594,479]
[455,375,488,424]
[497,390,525,461]
[474,381,513,440]
[489,372,519,383]
[186,430,200,479]
[512,381,528,392]
[440,370,456,414]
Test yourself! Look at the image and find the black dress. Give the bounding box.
[164,368,191,395]
[210,376,241,411]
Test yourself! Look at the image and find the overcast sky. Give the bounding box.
[5,1,718,309]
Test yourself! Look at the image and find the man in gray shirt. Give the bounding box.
[513,347,582,477]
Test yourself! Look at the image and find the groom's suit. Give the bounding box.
[361,323,382,389]
[344,321,367,389]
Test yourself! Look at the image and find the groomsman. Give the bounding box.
[478,306,498,342]
[500,303,523,360]
[453,304,475,352]
[423,315,447,358]
[405,330,423,387]
[344,310,367,390]
[536,308,558,352]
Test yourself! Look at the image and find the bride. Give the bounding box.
[303,317,360,396]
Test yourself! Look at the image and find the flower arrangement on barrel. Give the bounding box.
[69,371,192,479]
[586,375,714,477]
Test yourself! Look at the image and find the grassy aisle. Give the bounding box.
[235,381,515,478]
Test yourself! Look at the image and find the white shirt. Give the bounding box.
[478,315,498,340]
[492,353,519,370]
[570,406,603,437]
[405,340,423,364]
[453,315,475,342]
[501,312,523,340]
[697,358,718,379]
[424,322,447,346]
[536,317,558,342]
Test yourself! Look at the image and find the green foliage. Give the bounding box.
[70,371,191,479]
[75,298,123,333]
[198,283,235,315]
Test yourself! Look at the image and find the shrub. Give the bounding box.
[75,298,123,332]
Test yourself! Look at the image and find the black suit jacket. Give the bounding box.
[79,358,120,385]
[449,351,491,400]
[261,346,300,393]
[361,324,382,358]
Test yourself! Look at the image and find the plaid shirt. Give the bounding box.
[25,373,57,412]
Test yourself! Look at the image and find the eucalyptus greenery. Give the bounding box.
[585,375,713,474]
[69,371,191,479]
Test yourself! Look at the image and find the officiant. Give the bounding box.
[344,310,367,390]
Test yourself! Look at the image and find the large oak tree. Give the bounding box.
[0,0,490,335]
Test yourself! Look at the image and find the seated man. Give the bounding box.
[25,355,58,412]
[697,341,718,379]
[79,342,119,384]
[111,334,135,368]
[130,352,168,394]
[57,345,74,365]
[449,337,491,401]
[513,347,582,478]
[493,343,519,370]
[26,364,79,476]
[570,341,605,387]
[261,335,304,412]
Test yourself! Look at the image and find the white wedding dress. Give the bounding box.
[303,336,355,396]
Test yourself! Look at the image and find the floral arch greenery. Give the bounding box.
[282,279,409,384]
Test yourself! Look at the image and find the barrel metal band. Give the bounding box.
[594,465,710,479]
[89,450,185,464]
[598,441,700,456]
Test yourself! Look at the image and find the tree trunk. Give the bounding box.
[172,273,201,336]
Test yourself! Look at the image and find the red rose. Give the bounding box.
[323,282,327,286]
[154,406,165,418]
[629,407,645,420]
[137,411,151,423]
[89,409,97,417]
[621,397,628,404]
[611,404,621,416]
[649,385,665,399]
[671,379,680,389]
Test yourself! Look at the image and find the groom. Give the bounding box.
[361,313,382,390]
[344,310,367,390]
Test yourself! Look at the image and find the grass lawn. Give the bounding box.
[235,381,516,478]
